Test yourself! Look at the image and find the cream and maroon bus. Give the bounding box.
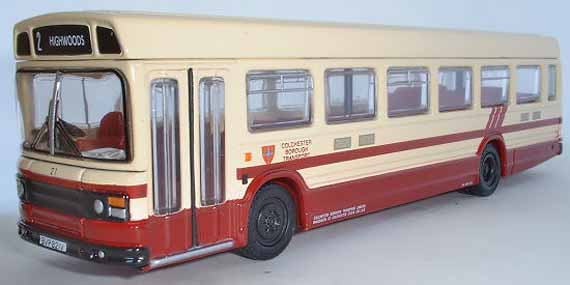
[13,11,562,270]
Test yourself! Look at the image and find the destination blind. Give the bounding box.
[32,25,92,55]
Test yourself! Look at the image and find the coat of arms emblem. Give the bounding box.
[261,145,275,165]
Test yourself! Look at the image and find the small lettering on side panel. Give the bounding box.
[312,204,367,225]
[520,113,530,122]
[358,134,375,147]
[532,111,542,120]
[281,139,312,161]
[334,137,351,150]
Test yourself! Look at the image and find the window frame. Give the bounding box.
[324,67,377,123]
[548,64,558,101]
[516,65,542,105]
[438,66,473,112]
[150,77,181,216]
[246,69,313,131]
[16,68,131,163]
[387,67,431,118]
[198,77,226,206]
[481,65,511,108]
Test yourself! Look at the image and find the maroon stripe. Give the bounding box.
[493,105,500,129]
[486,107,496,129]
[501,117,560,133]
[20,169,147,198]
[20,169,82,189]
[497,105,509,128]
[236,117,562,180]
[493,106,502,129]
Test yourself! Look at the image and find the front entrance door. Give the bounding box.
[192,71,227,246]
[149,70,191,256]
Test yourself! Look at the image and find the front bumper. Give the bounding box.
[18,222,149,267]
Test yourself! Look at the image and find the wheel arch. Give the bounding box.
[478,134,508,176]
[242,169,310,230]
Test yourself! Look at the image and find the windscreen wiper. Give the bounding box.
[31,72,84,158]
[45,72,82,157]
[55,119,82,157]
[48,72,63,155]
[30,119,48,149]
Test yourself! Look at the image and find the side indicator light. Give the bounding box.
[244,152,252,162]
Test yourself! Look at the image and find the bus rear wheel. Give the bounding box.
[466,144,501,197]
[237,183,296,260]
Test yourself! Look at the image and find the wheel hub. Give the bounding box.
[256,200,287,246]
[482,154,499,187]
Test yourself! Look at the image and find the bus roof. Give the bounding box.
[14,11,560,61]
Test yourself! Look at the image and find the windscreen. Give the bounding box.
[16,71,127,161]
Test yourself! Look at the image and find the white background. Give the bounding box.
[0,1,568,283]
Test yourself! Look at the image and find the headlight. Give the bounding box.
[16,179,25,199]
[93,199,105,215]
[93,196,128,220]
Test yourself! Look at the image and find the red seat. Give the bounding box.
[389,86,424,116]
[97,112,125,149]
[76,112,125,151]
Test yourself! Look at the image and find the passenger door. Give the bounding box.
[192,69,228,246]
[149,69,192,255]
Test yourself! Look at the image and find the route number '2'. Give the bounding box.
[35,32,43,52]
[49,167,58,176]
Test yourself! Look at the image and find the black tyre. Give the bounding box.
[466,144,501,197]
[237,183,296,260]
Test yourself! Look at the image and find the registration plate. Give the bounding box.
[39,235,67,253]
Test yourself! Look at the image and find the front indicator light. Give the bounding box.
[108,196,126,208]
[108,196,128,220]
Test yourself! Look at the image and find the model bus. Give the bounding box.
[13,11,562,271]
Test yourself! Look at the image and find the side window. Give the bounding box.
[247,70,312,130]
[325,68,376,122]
[481,66,510,107]
[199,77,225,206]
[548,65,558,101]
[516,66,541,104]
[388,67,430,117]
[438,67,473,112]
[150,78,181,215]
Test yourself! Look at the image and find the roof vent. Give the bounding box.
[97,27,121,54]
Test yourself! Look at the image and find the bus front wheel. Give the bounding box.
[237,183,296,260]
[466,144,502,197]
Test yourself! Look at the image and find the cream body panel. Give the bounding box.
[129,198,148,221]
[81,169,147,186]
[18,157,33,170]
[503,126,560,149]
[14,11,559,61]
[20,157,84,182]
[300,139,481,189]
